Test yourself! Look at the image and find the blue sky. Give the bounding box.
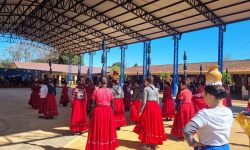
[1,20,250,67]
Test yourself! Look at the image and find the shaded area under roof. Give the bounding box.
[0,0,250,53]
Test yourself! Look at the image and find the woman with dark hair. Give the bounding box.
[192,82,207,113]
[86,77,118,150]
[183,65,233,150]
[83,77,95,114]
[123,80,132,111]
[60,81,69,107]
[133,76,167,149]
[70,82,88,133]
[29,80,40,109]
[111,79,127,129]
[38,79,47,118]
[43,79,58,119]
[130,79,143,123]
[171,80,195,139]
[162,81,175,121]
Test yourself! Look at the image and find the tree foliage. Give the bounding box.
[133,63,138,67]
[0,60,12,68]
[158,71,170,81]
[222,70,233,85]
[109,62,123,72]
[3,43,84,65]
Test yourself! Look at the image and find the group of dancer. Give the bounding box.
[28,65,234,150]
[28,79,59,119]
[86,65,234,150]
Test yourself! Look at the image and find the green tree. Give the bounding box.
[58,53,83,65]
[109,62,124,72]
[222,70,233,85]
[0,60,12,68]
[158,71,171,82]
[133,63,138,67]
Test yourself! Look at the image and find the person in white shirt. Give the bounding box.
[183,65,233,150]
[38,80,48,118]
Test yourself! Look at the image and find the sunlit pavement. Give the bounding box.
[0,88,248,150]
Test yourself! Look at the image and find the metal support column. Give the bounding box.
[77,53,82,81]
[101,49,108,77]
[173,34,181,97]
[120,45,128,87]
[143,41,151,79]
[183,51,187,80]
[88,52,93,79]
[68,52,72,83]
[218,25,226,72]
[101,36,107,77]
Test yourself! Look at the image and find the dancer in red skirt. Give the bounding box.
[123,81,132,111]
[60,82,69,107]
[43,79,58,119]
[29,80,41,109]
[38,79,48,118]
[162,81,175,120]
[70,82,88,133]
[86,77,118,150]
[192,82,207,113]
[111,79,127,129]
[133,76,167,149]
[171,80,195,139]
[246,97,250,112]
[130,79,143,123]
[224,83,232,107]
[83,77,95,114]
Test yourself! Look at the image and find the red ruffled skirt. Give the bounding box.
[123,96,131,110]
[171,103,195,138]
[113,98,127,128]
[133,101,167,145]
[38,98,46,114]
[43,94,58,117]
[192,97,207,113]
[60,93,69,105]
[162,97,175,119]
[86,106,119,150]
[70,99,88,132]
[130,100,142,122]
[29,91,40,109]
[247,102,250,112]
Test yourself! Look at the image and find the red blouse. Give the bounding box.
[92,88,114,106]
[178,88,193,104]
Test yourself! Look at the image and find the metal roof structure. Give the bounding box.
[0,0,250,54]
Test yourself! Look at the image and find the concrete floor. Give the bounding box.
[0,88,75,150]
[0,88,249,150]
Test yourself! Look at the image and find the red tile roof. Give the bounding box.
[125,59,250,75]
[13,61,102,74]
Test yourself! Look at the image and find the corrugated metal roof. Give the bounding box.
[0,0,249,53]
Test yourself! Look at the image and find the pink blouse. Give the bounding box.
[92,88,114,106]
[178,88,193,104]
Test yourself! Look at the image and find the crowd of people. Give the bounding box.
[27,65,237,150]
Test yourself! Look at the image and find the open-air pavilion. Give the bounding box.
[1,0,250,149]
[1,0,250,95]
